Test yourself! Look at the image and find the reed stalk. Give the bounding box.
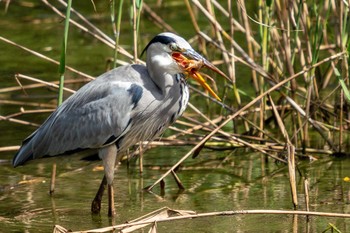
[110,0,124,68]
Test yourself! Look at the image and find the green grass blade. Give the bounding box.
[335,67,350,103]
[136,0,143,39]
[58,0,72,106]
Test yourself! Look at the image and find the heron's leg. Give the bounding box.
[91,175,107,214]
[99,145,118,216]
[108,183,115,217]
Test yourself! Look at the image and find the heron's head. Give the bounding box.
[142,32,226,101]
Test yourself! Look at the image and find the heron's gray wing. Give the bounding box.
[13,66,144,166]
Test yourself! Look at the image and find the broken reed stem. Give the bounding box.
[171,170,185,190]
[0,146,20,152]
[304,178,310,212]
[49,163,57,194]
[268,94,298,207]
[138,143,143,174]
[60,209,350,233]
[288,144,298,208]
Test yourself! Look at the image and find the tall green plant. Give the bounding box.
[339,1,350,103]
[57,0,72,105]
[111,0,124,68]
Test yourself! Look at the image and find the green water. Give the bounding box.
[2,148,350,232]
[1,1,350,232]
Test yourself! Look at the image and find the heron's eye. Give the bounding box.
[169,43,179,51]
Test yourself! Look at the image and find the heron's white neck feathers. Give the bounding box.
[150,53,178,73]
[146,43,182,94]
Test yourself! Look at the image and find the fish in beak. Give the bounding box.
[171,49,227,101]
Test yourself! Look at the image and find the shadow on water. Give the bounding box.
[1,1,350,233]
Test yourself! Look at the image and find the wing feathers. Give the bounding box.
[13,66,145,166]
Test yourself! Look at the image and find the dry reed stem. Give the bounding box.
[0,115,40,127]
[132,0,138,64]
[54,207,350,233]
[268,94,298,207]
[42,0,114,48]
[240,0,258,96]
[0,146,20,152]
[16,73,76,94]
[55,0,116,46]
[44,0,137,64]
[142,3,176,33]
[0,99,56,108]
[139,140,332,155]
[287,144,298,208]
[49,163,56,194]
[0,36,94,80]
[304,178,310,212]
[0,79,88,94]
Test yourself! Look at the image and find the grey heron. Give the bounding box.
[13,32,226,216]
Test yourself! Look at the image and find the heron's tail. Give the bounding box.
[13,135,35,167]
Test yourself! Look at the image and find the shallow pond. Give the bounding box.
[1,1,350,232]
[1,148,350,232]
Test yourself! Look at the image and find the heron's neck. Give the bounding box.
[146,51,181,96]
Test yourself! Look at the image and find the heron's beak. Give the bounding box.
[172,50,226,101]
